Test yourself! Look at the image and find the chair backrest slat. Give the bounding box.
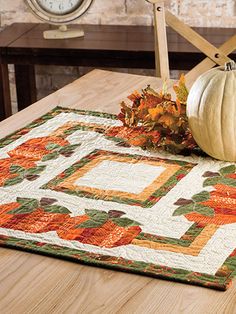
[153,1,169,79]
[165,10,231,66]
[146,0,236,87]
[186,34,236,87]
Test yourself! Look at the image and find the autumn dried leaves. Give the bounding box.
[116,75,197,154]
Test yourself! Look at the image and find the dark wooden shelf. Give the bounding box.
[0,23,235,119]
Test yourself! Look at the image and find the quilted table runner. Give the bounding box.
[0,107,236,290]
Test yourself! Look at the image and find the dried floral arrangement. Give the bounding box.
[105,75,201,155]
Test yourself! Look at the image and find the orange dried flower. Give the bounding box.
[115,75,199,154]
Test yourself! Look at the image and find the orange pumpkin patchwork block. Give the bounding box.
[8,136,69,161]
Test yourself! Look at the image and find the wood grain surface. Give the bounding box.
[0,70,235,314]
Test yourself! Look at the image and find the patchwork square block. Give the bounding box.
[42,149,195,207]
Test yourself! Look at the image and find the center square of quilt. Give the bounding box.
[41,149,195,207]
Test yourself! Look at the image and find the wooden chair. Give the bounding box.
[146,0,236,87]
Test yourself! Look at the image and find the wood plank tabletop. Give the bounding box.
[0,70,235,314]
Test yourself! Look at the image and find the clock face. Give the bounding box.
[26,0,93,24]
[36,0,83,15]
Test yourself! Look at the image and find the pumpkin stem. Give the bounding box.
[225,60,236,71]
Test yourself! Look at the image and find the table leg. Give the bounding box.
[0,63,12,120]
[15,64,37,111]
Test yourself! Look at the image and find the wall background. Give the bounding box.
[0,0,235,111]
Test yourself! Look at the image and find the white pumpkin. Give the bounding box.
[186,61,236,161]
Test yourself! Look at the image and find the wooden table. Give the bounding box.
[0,23,235,120]
[0,70,235,314]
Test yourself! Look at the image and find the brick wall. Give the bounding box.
[0,0,235,111]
